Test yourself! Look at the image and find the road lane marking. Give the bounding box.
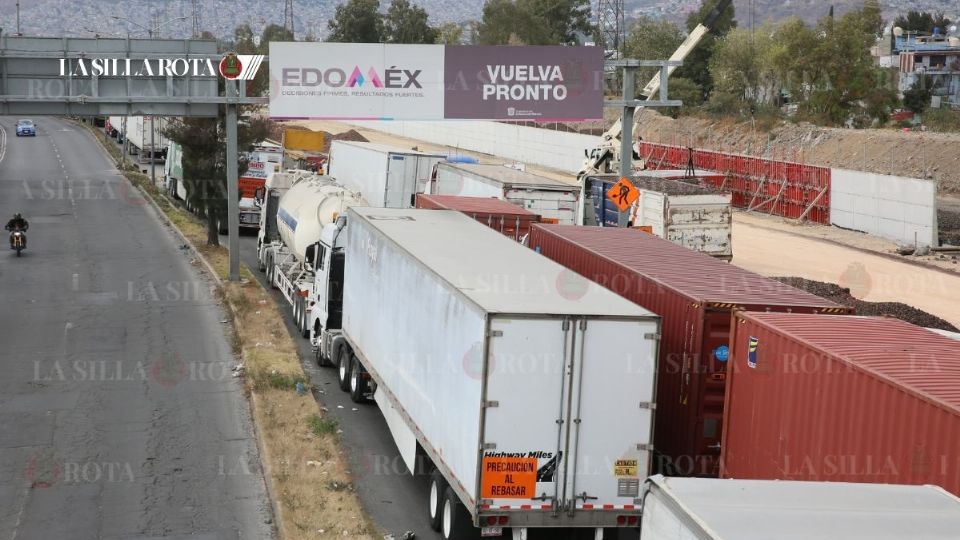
[0,124,7,164]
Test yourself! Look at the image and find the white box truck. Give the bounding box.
[640,474,960,540]
[584,174,733,260]
[327,140,445,208]
[164,141,186,202]
[113,116,168,162]
[321,207,659,539]
[431,162,580,225]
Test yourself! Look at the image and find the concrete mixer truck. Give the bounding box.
[257,171,367,339]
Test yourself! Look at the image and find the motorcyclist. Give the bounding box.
[5,213,28,248]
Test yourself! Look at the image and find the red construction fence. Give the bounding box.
[637,142,832,224]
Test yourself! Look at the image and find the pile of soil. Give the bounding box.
[327,129,368,151]
[775,276,958,332]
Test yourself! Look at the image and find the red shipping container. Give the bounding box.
[528,225,850,477]
[722,312,960,495]
[415,194,540,241]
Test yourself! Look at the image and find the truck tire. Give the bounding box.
[315,325,334,367]
[293,298,303,336]
[441,486,477,540]
[349,355,369,403]
[299,302,310,339]
[428,468,447,531]
[337,347,353,392]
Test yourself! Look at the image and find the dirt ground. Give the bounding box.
[731,216,960,329]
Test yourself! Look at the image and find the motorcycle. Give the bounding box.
[8,228,26,256]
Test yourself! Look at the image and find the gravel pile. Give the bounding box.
[775,276,958,332]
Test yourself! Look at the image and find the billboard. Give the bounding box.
[269,43,603,121]
[444,46,603,121]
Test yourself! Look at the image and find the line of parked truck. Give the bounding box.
[249,140,960,539]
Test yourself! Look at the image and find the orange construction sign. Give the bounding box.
[481,456,537,499]
[607,177,640,212]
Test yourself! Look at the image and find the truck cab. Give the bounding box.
[308,217,348,366]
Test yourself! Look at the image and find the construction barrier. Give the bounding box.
[638,142,832,224]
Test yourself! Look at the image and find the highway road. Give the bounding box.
[0,117,273,539]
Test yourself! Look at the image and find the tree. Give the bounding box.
[477,0,535,45]
[477,0,590,45]
[623,16,684,85]
[328,0,383,43]
[804,5,887,125]
[165,114,270,246]
[709,26,778,108]
[861,0,884,37]
[668,77,704,116]
[769,17,820,103]
[893,10,951,34]
[259,24,294,54]
[532,0,591,45]
[435,22,464,45]
[383,0,437,44]
[232,24,256,54]
[903,75,934,115]
[677,0,737,99]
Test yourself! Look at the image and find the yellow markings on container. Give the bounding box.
[614,459,638,477]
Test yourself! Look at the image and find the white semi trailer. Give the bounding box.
[110,116,168,162]
[327,140,445,208]
[639,474,960,539]
[310,207,659,540]
[431,162,580,225]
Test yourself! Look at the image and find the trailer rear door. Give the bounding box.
[480,316,656,516]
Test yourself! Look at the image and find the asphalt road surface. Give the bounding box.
[0,117,273,540]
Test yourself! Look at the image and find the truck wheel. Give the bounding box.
[441,486,477,540]
[299,302,310,339]
[337,347,353,392]
[293,298,303,335]
[349,355,369,403]
[315,325,333,367]
[428,468,447,531]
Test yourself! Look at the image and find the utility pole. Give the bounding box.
[15,1,21,35]
[284,0,295,38]
[150,116,156,187]
[605,60,682,227]
[225,79,240,282]
[596,0,625,57]
[191,0,202,38]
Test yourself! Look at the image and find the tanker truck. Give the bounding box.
[258,172,366,338]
